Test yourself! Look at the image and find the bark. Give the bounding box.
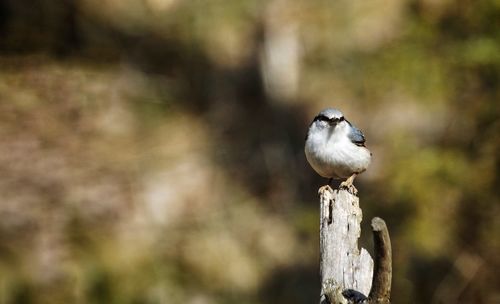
[368,217,392,304]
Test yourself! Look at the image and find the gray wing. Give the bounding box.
[346,120,366,147]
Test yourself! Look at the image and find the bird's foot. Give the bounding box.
[318,185,333,196]
[340,180,358,195]
[340,181,358,195]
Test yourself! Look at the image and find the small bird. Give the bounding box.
[305,108,371,194]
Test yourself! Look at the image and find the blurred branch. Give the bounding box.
[431,251,483,304]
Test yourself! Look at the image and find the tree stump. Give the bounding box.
[319,186,392,304]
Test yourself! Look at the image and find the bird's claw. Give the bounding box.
[318,185,333,196]
[340,181,358,195]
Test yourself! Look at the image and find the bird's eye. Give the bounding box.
[313,115,331,123]
[339,116,344,121]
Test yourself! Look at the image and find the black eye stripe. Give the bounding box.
[313,114,330,122]
[313,115,344,123]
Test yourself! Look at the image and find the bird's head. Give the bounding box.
[311,108,345,130]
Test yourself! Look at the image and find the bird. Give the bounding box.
[305,108,371,194]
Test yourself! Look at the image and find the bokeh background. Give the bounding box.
[0,0,499,303]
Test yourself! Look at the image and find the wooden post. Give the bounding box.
[319,186,392,304]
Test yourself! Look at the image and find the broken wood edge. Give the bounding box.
[368,217,392,304]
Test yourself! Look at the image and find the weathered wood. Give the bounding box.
[368,217,392,304]
[319,186,373,304]
[319,186,392,304]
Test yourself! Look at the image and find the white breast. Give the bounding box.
[305,122,371,179]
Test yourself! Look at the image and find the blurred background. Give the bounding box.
[0,0,499,303]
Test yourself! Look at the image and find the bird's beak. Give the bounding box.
[329,118,339,126]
